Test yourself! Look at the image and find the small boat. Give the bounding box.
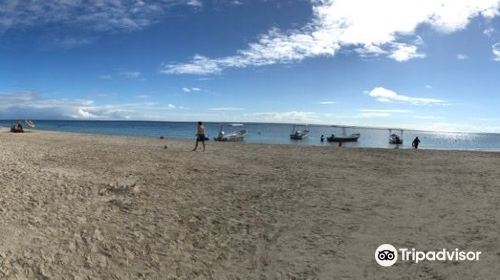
[327,133,360,142]
[24,120,35,128]
[290,125,310,140]
[388,129,403,144]
[214,124,247,142]
[389,134,403,144]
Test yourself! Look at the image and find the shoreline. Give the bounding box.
[4,127,500,153]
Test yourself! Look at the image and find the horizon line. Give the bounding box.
[0,119,498,135]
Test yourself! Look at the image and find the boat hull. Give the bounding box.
[290,134,308,140]
[214,129,247,142]
[290,129,310,140]
[389,139,403,144]
[389,134,403,144]
[214,136,245,142]
[327,134,360,142]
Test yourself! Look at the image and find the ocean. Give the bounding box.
[1,120,499,151]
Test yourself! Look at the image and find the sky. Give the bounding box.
[2,0,500,132]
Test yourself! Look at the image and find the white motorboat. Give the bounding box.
[290,125,310,140]
[214,124,247,142]
[24,120,35,128]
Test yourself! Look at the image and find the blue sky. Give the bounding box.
[2,0,500,132]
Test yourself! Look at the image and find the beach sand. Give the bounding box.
[0,129,498,279]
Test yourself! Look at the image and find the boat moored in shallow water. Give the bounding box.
[327,126,360,142]
[214,124,247,142]
[327,133,360,142]
[389,129,403,144]
[25,120,35,128]
[389,134,403,144]
[290,125,310,140]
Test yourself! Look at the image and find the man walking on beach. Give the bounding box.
[192,121,206,152]
[412,136,421,149]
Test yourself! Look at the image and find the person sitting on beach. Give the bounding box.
[412,137,421,149]
[192,121,206,152]
[10,121,24,133]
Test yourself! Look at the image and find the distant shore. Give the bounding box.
[0,129,498,278]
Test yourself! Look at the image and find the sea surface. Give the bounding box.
[1,120,500,151]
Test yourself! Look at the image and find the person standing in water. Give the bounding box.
[412,136,421,149]
[320,135,325,143]
[192,121,206,152]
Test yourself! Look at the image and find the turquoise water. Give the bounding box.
[1,120,499,151]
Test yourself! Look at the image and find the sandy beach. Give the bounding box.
[0,129,498,279]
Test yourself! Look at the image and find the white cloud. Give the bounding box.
[187,0,203,7]
[354,44,387,58]
[484,27,495,36]
[356,109,411,118]
[245,111,320,123]
[0,1,201,33]
[425,84,432,89]
[360,109,412,113]
[457,54,469,60]
[208,107,244,111]
[492,42,500,61]
[182,87,202,92]
[166,55,223,74]
[387,43,425,62]
[413,35,425,45]
[0,91,186,120]
[164,0,500,74]
[318,100,336,105]
[368,87,445,105]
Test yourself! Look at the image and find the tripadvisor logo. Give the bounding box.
[375,244,398,267]
[375,244,481,267]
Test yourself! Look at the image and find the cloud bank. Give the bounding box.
[244,111,320,123]
[0,91,180,120]
[368,87,445,105]
[164,0,500,74]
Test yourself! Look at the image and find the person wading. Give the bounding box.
[412,136,421,149]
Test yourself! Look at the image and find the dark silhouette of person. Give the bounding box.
[412,137,421,149]
[320,135,325,142]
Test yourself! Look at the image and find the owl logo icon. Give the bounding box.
[375,244,398,267]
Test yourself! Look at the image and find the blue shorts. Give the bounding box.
[196,134,206,141]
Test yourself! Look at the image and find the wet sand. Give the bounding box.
[0,129,498,279]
